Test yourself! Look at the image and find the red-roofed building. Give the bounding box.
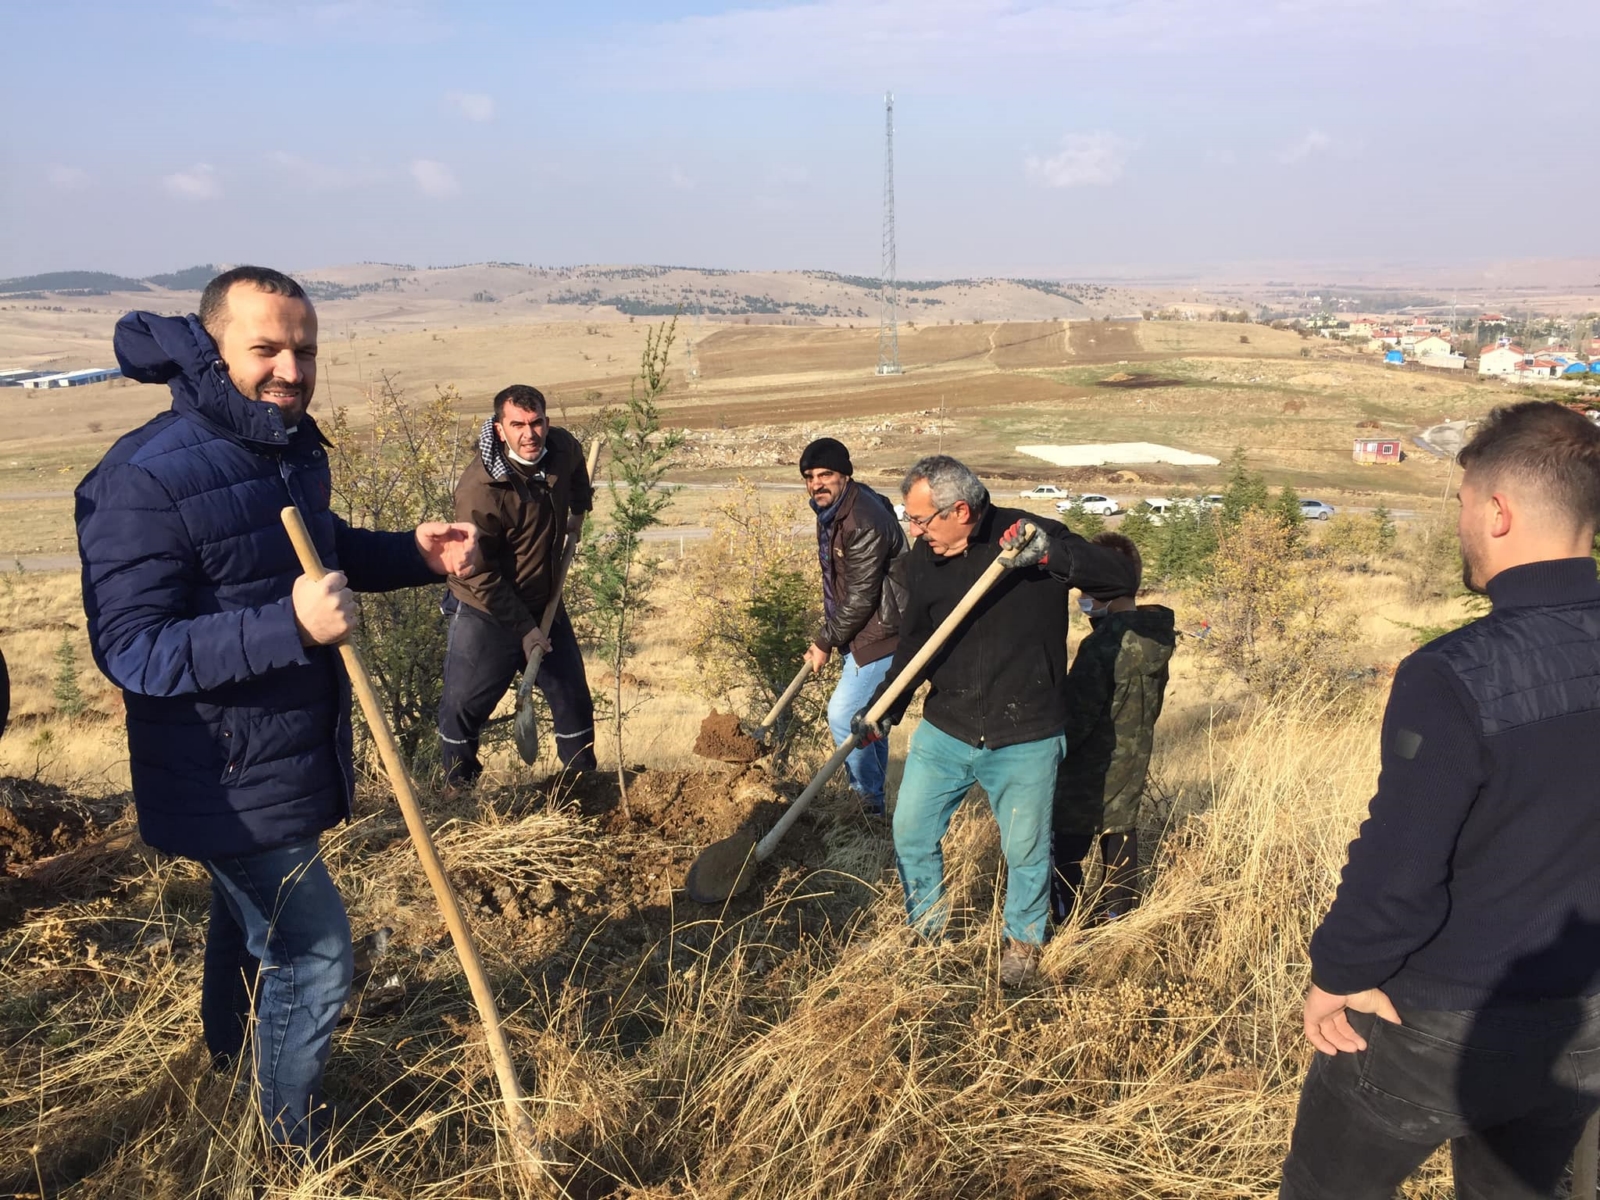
[1480,344,1528,376]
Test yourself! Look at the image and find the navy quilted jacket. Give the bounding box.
[76,311,437,860]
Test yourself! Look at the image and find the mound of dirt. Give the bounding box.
[693,710,763,763]
[627,769,788,844]
[0,778,114,872]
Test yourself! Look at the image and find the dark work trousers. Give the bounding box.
[437,599,597,782]
[1280,996,1600,1200]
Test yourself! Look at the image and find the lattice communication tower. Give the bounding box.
[876,91,903,376]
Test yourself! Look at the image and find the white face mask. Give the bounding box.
[1078,596,1109,618]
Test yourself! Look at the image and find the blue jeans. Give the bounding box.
[200,838,354,1151]
[891,721,1064,944]
[826,652,894,813]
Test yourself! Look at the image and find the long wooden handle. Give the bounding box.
[523,440,602,682]
[753,662,813,738]
[281,507,539,1159]
[753,525,1033,861]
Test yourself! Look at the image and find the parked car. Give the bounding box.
[1200,494,1226,509]
[1055,493,1119,516]
[1140,498,1175,525]
[1019,485,1070,499]
[1300,498,1336,520]
[893,502,907,521]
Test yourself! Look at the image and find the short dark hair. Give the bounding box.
[493,384,547,422]
[1090,531,1142,594]
[198,266,309,337]
[1457,401,1600,530]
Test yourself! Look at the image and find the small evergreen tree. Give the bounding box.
[1119,505,1160,561]
[576,319,685,810]
[1219,447,1270,528]
[1272,483,1306,547]
[1060,497,1105,539]
[1374,503,1397,554]
[1152,499,1219,583]
[53,632,85,719]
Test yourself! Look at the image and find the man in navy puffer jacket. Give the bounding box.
[76,266,479,1154]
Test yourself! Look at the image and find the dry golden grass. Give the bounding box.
[1,666,1461,1198]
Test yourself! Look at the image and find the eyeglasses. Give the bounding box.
[904,503,954,531]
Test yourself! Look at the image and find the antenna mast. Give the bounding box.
[876,91,903,376]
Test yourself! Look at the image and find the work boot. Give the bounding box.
[999,938,1041,988]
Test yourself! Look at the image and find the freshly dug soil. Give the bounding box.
[625,768,788,844]
[0,778,110,871]
[693,710,763,763]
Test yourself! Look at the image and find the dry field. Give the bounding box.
[0,312,1511,564]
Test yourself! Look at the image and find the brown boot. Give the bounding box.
[999,938,1041,987]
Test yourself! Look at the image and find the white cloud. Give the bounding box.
[271,151,384,192]
[445,90,495,122]
[669,165,695,191]
[46,165,91,190]
[163,163,222,200]
[1025,132,1132,189]
[1278,129,1332,164]
[410,159,461,198]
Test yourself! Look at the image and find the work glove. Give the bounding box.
[999,520,1047,569]
[850,706,893,746]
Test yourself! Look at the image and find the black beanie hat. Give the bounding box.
[799,437,853,476]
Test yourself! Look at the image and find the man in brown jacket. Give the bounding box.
[438,384,596,783]
[800,437,907,815]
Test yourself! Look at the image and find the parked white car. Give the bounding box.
[1300,498,1336,520]
[1055,493,1119,516]
[1019,484,1070,499]
[1139,497,1176,525]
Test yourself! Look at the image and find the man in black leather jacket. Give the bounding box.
[799,438,907,815]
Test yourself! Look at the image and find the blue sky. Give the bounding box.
[1,0,1591,280]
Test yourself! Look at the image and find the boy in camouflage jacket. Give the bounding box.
[1052,532,1176,924]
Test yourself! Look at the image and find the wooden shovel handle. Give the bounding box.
[280,507,540,1160]
[753,524,1035,861]
[754,661,813,737]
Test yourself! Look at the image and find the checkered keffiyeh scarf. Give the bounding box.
[478,418,512,481]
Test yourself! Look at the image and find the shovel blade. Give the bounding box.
[513,664,541,765]
[684,832,760,904]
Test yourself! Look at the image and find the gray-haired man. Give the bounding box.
[854,455,1138,985]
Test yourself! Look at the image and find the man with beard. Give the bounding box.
[799,437,907,816]
[437,384,596,785]
[76,266,479,1154]
[1281,401,1600,1198]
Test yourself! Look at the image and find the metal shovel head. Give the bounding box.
[513,666,541,765]
[684,832,760,904]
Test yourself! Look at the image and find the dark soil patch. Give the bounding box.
[1095,372,1188,389]
[0,778,119,871]
[692,710,763,762]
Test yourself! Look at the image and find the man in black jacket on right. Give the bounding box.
[1281,401,1600,1199]
[855,455,1138,986]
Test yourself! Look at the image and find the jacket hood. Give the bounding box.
[1094,605,1177,669]
[113,310,296,450]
